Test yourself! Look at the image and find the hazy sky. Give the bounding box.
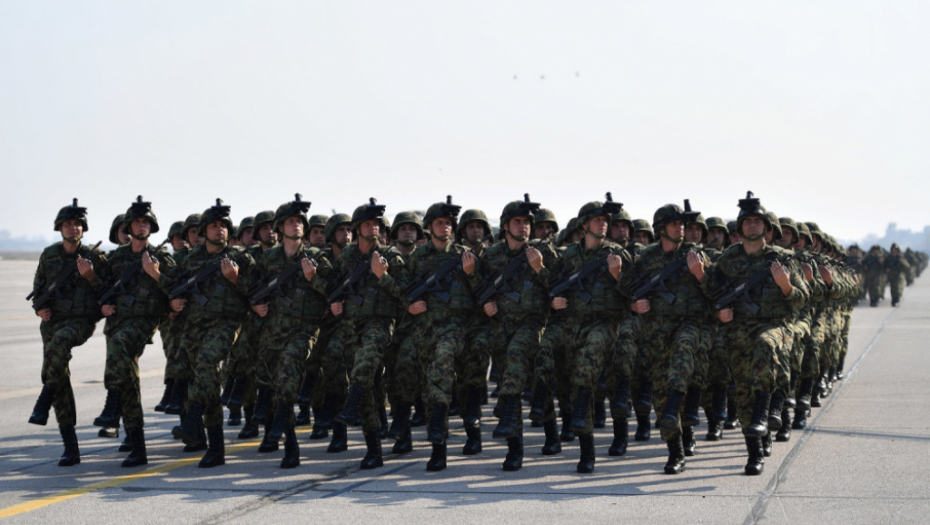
[2,1,928,243]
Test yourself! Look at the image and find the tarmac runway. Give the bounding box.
[0,259,927,524]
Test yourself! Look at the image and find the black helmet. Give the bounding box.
[122,196,160,235]
[499,194,541,227]
[736,191,772,233]
[423,196,462,231]
[197,198,233,237]
[273,193,312,233]
[54,198,89,232]
[351,198,387,233]
[577,192,624,226]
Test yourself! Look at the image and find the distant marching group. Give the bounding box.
[27,192,926,477]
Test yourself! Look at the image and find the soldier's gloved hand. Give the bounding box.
[717,308,734,323]
[170,298,187,313]
[221,258,239,285]
[551,297,568,310]
[631,299,650,314]
[408,301,427,315]
[801,263,814,282]
[371,251,388,279]
[301,258,317,281]
[462,251,476,275]
[77,257,95,282]
[608,254,622,281]
[252,304,269,317]
[101,305,115,317]
[142,252,161,281]
[818,265,834,286]
[331,301,344,316]
[527,247,544,273]
[483,301,498,317]
[37,308,52,321]
[687,250,704,282]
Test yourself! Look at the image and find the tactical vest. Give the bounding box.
[261,245,329,322]
[341,245,404,319]
[38,242,104,320]
[109,244,171,321]
[409,243,476,314]
[480,240,549,320]
[721,245,792,320]
[181,245,249,320]
[557,242,627,317]
[634,243,707,318]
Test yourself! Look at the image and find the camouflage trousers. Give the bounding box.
[386,317,418,406]
[641,317,702,441]
[454,317,493,418]
[866,275,882,304]
[307,322,337,410]
[532,320,577,423]
[258,318,319,425]
[721,320,786,433]
[103,317,159,430]
[39,318,96,429]
[701,324,731,415]
[774,325,794,396]
[690,322,714,390]
[323,316,394,434]
[177,316,240,428]
[890,273,906,302]
[233,314,266,408]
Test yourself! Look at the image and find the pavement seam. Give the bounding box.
[742,303,899,525]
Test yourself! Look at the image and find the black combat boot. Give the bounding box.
[792,408,808,429]
[183,425,208,452]
[360,432,383,470]
[252,388,273,425]
[410,397,427,427]
[388,402,411,440]
[335,385,363,426]
[608,418,628,456]
[746,391,771,437]
[492,395,521,439]
[295,405,311,426]
[225,376,247,412]
[258,407,280,453]
[775,409,792,442]
[220,375,235,406]
[164,379,188,416]
[712,384,728,422]
[768,392,785,431]
[99,426,119,439]
[761,430,773,457]
[297,370,316,406]
[227,406,242,427]
[268,401,293,443]
[659,389,686,431]
[569,387,593,432]
[682,386,702,427]
[724,384,740,429]
[744,435,765,475]
[464,388,482,429]
[426,443,447,472]
[58,425,80,467]
[542,419,561,455]
[785,375,798,409]
[29,386,54,425]
[611,377,632,419]
[392,426,413,454]
[502,432,524,472]
[576,433,596,473]
[559,410,575,442]
[314,393,338,431]
[118,424,133,452]
[326,422,348,453]
[427,403,448,445]
[593,397,607,429]
[378,406,389,439]
[154,379,174,413]
[705,414,723,441]
[172,401,205,446]
[463,427,482,455]
[663,434,685,474]
[449,389,460,417]
[280,427,300,469]
[634,410,652,442]
[682,426,696,457]
[634,379,653,415]
[797,378,815,411]
[93,389,122,428]
[238,405,259,439]
[199,426,225,468]
[528,380,548,422]
[121,428,147,468]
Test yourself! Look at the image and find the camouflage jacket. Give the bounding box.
[33,241,109,321]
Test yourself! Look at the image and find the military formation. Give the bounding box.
[27,192,926,476]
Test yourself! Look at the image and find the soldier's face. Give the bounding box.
[335,224,352,245]
[187,227,204,247]
[465,222,485,244]
[283,216,304,239]
[707,228,725,249]
[571,229,585,243]
[740,217,765,241]
[730,231,742,244]
[584,216,609,238]
[534,222,556,240]
[130,218,152,239]
[633,231,651,245]
[60,219,83,243]
[359,220,380,242]
[171,236,188,252]
[240,227,254,246]
[205,221,228,243]
[776,227,794,248]
[664,220,684,242]
[257,223,276,246]
[505,216,532,241]
[308,226,325,247]
[610,221,630,242]
[684,223,703,244]
[811,235,823,252]
[395,223,418,246]
[430,217,454,242]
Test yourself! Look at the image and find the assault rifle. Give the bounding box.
[248,255,315,307]
[548,254,611,304]
[327,257,384,306]
[629,250,692,304]
[98,240,168,306]
[168,255,229,306]
[712,252,797,315]
[407,257,463,304]
[28,241,103,311]
[474,250,527,305]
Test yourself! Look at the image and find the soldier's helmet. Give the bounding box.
[632,218,655,243]
[727,220,739,235]
[424,196,462,231]
[611,206,634,230]
[236,216,254,239]
[686,212,709,243]
[109,214,126,244]
[556,217,580,245]
[736,191,771,233]
[381,215,392,239]
[779,217,800,245]
[309,214,330,229]
[797,222,813,247]
[804,222,824,242]
[837,244,848,257]
[197,199,233,237]
[253,210,275,234]
[765,211,783,241]
[273,193,312,233]
[390,211,425,241]
[456,209,492,241]
[324,213,352,243]
[167,221,185,241]
[351,198,388,233]
[500,194,541,228]
[577,192,623,227]
[54,198,89,232]
[652,203,683,237]
[535,208,560,232]
[706,216,730,245]
[122,196,160,235]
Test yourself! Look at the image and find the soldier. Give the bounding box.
[238,216,255,248]
[728,220,742,245]
[170,199,255,468]
[250,195,333,468]
[390,211,424,257]
[327,198,410,470]
[456,210,493,256]
[533,195,627,473]
[622,201,711,474]
[608,206,634,247]
[294,212,331,426]
[862,245,884,307]
[28,199,108,467]
[396,197,478,470]
[884,244,910,307]
[153,220,188,416]
[705,217,730,252]
[95,214,129,441]
[704,193,809,475]
[306,214,329,249]
[97,196,176,467]
[479,194,559,472]
[631,218,655,247]
[533,208,559,242]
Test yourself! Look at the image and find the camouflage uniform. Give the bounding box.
[884,247,910,306]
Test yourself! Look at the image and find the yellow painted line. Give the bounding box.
[0,431,285,519]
